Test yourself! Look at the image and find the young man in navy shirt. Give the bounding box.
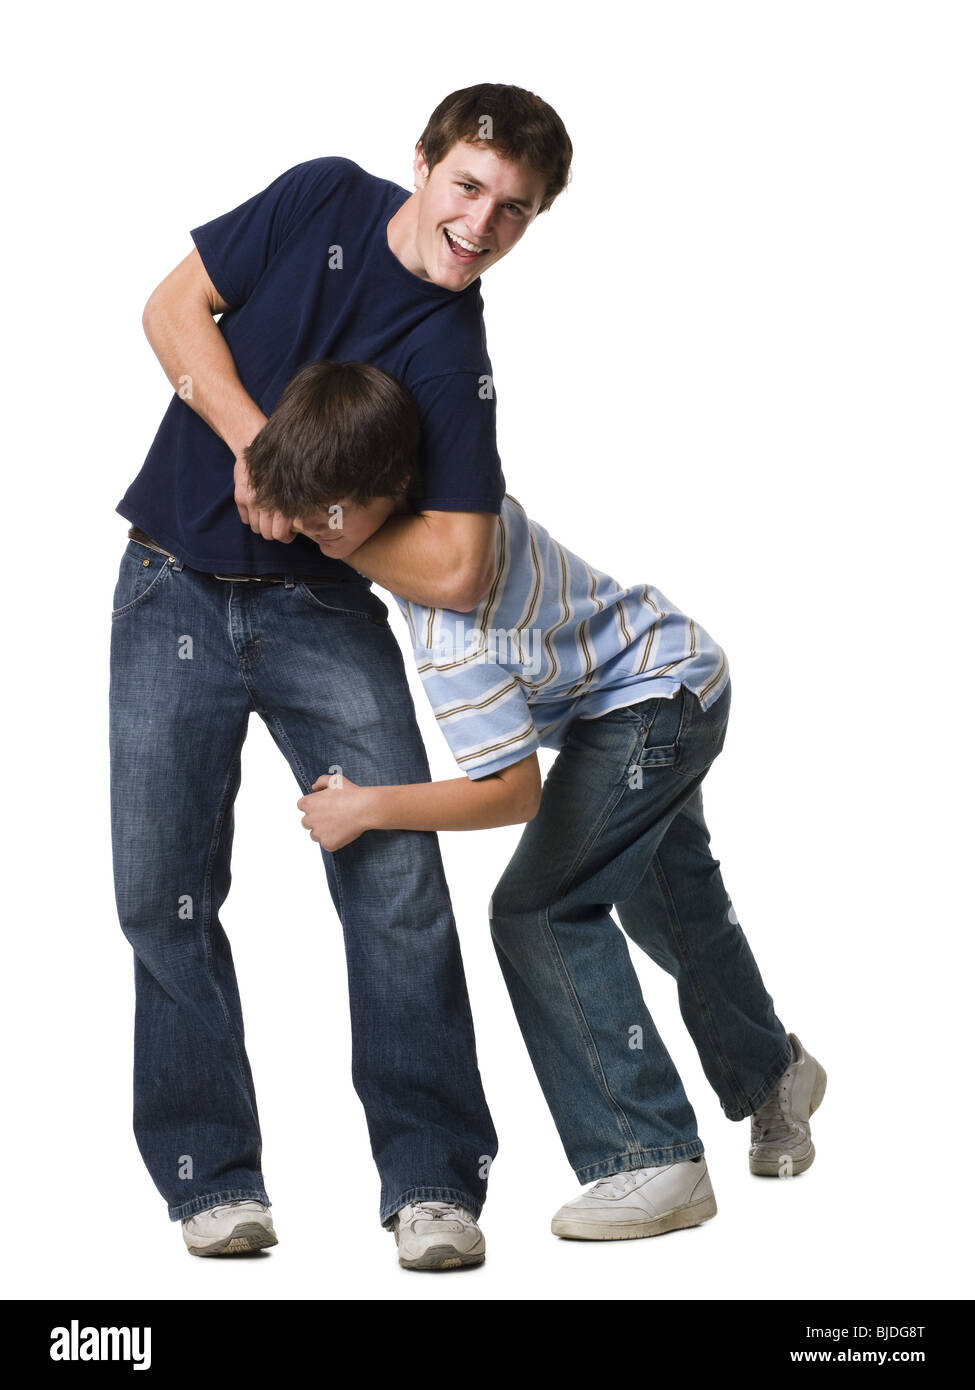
[110,84,572,1269]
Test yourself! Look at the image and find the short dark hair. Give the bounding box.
[418,83,572,214]
[244,361,422,517]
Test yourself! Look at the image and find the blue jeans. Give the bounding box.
[109,538,497,1226]
[489,678,792,1183]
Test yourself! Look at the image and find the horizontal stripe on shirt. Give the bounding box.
[394,494,729,779]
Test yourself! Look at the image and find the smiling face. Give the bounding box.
[387,138,548,291]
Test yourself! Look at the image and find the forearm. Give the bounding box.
[344,514,477,609]
[142,295,266,455]
[299,753,541,848]
[364,774,529,832]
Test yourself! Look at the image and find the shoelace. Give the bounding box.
[405,1201,472,1225]
[206,1200,266,1219]
[589,1171,645,1199]
[752,1070,797,1143]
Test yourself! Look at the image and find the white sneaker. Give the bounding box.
[391,1201,485,1270]
[551,1157,717,1240]
[181,1199,278,1256]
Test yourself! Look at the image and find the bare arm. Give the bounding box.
[344,509,499,611]
[141,248,289,540]
[297,751,542,850]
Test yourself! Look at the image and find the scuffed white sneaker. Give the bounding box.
[391,1201,485,1270]
[181,1199,278,1256]
[551,1157,717,1240]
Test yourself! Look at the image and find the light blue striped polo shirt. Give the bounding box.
[392,494,730,780]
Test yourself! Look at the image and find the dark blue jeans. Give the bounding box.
[489,679,791,1183]
[109,538,497,1226]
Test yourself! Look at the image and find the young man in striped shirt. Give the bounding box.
[249,360,828,1244]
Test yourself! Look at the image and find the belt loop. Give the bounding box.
[284,574,296,589]
[170,554,184,573]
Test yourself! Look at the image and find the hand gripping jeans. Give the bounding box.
[488,678,792,1183]
[109,539,497,1226]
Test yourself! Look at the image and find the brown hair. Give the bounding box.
[418,83,572,214]
[244,361,421,517]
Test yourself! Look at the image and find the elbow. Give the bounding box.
[514,780,543,824]
[500,791,540,828]
[446,587,484,614]
[485,759,542,826]
[438,574,487,612]
[427,583,468,611]
[444,559,495,613]
[141,289,163,342]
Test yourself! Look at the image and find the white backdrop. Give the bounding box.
[3,0,971,1303]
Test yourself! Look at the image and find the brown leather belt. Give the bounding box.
[128,526,173,557]
[127,525,337,584]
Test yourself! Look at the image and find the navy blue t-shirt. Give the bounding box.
[118,156,505,577]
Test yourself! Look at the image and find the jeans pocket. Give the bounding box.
[111,544,175,619]
[674,686,723,777]
[597,702,647,728]
[702,679,731,754]
[295,581,389,625]
[634,690,684,768]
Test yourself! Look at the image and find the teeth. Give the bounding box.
[446,229,484,254]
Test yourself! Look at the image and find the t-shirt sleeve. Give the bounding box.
[393,596,540,779]
[409,371,505,513]
[190,157,347,310]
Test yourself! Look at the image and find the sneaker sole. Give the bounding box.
[551,1191,718,1241]
[397,1242,486,1271]
[749,1060,827,1177]
[185,1221,279,1256]
[749,1139,816,1177]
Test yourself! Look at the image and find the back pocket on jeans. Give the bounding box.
[634,690,685,768]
